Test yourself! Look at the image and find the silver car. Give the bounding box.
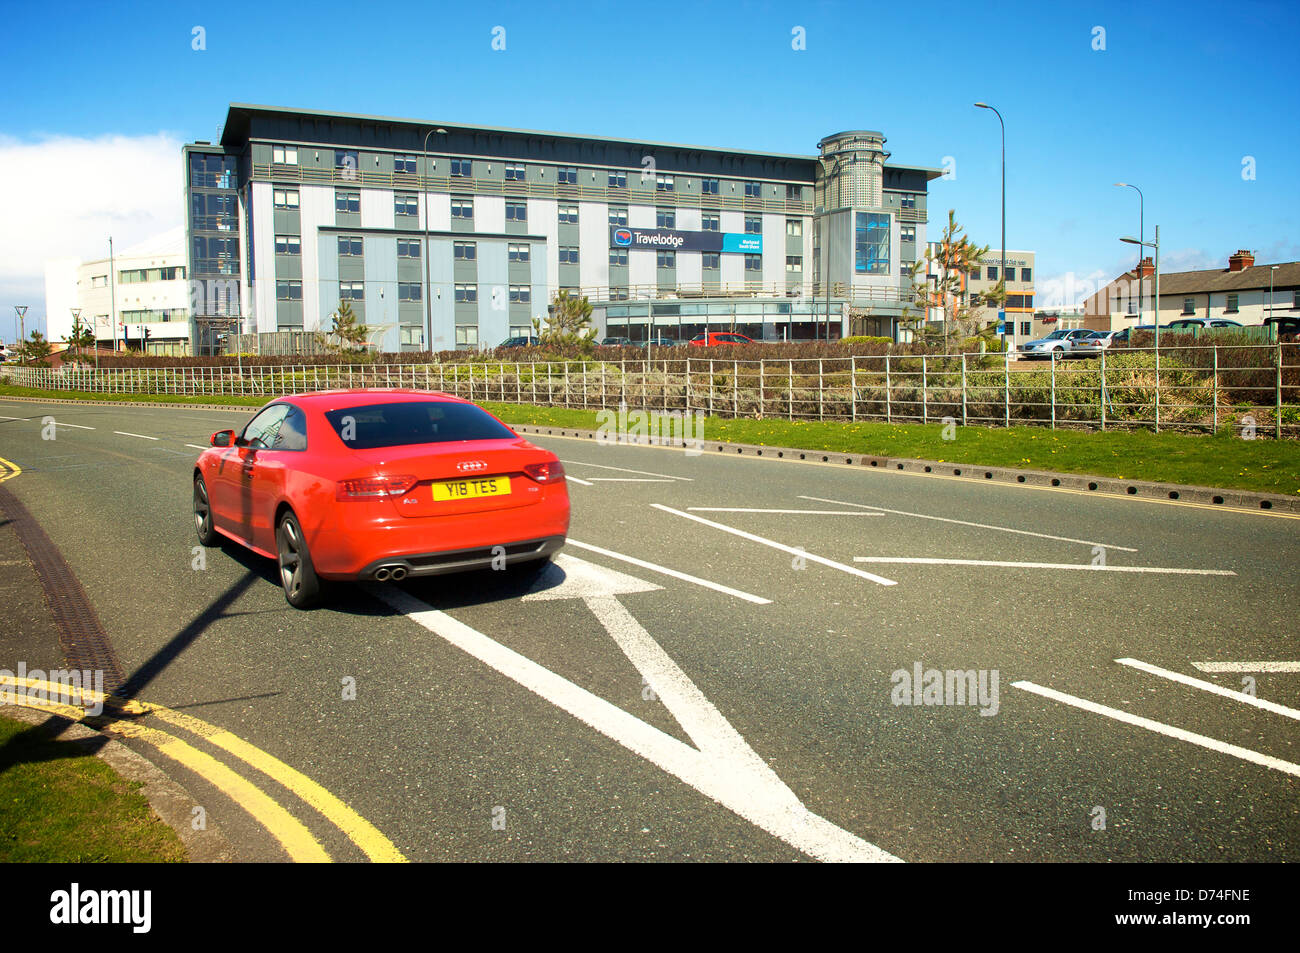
[1018,328,1096,359]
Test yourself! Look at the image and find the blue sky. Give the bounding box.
[3,0,1297,339]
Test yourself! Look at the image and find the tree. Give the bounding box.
[324,299,369,353]
[901,210,1006,348]
[533,290,596,353]
[18,330,52,366]
[62,313,96,365]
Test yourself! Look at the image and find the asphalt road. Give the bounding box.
[1,396,1298,862]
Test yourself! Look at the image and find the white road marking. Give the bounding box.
[185,444,209,451]
[651,504,897,587]
[566,539,771,604]
[1116,658,1300,722]
[369,563,897,862]
[561,460,692,481]
[689,508,882,516]
[853,556,1235,576]
[1013,680,1300,779]
[800,495,1139,552]
[521,554,662,600]
[590,478,675,483]
[0,415,20,420]
[1193,661,1300,673]
[55,422,95,430]
[564,475,594,486]
[113,431,159,441]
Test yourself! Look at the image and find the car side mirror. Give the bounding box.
[211,430,235,448]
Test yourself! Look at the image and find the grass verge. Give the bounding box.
[1,383,1295,496]
[0,713,188,862]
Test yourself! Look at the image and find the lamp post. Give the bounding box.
[14,306,27,359]
[422,127,447,354]
[1121,226,1160,349]
[1269,265,1279,329]
[1114,183,1144,327]
[974,103,1006,343]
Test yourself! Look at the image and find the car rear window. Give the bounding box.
[324,402,516,449]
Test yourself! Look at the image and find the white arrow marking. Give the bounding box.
[372,555,897,862]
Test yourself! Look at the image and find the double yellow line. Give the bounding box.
[2,677,406,863]
[0,456,21,484]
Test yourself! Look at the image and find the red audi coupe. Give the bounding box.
[192,390,569,608]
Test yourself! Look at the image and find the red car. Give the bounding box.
[688,332,756,347]
[192,390,569,608]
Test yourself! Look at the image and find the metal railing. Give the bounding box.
[6,344,1296,438]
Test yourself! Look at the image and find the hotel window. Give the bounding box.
[744,181,763,198]
[557,166,578,185]
[334,150,358,173]
[394,194,418,217]
[1226,293,1239,313]
[505,202,527,222]
[339,280,364,300]
[559,246,579,265]
[987,266,999,280]
[274,189,300,210]
[400,326,424,346]
[398,239,421,259]
[786,218,802,237]
[785,184,801,200]
[398,282,422,302]
[509,285,531,303]
[334,190,359,213]
[1021,267,1032,282]
[451,158,473,177]
[393,154,417,174]
[1182,297,1195,314]
[1021,321,1032,336]
[275,235,301,255]
[276,280,302,300]
[745,216,761,235]
[608,169,627,188]
[702,253,720,270]
[609,207,628,227]
[786,255,802,273]
[454,283,477,303]
[900,194,916,209]
[854,212,890,275]
[272,145,297,165]
[452,198,474,219]
[505,162,526,181]
[656,209,675,229]
[900,226,916,242]
[455,326,478,346]
[702,214,720,232]
[657,250,675,268]
[558,205,579,225]
[609,248,628,266]
[744,254,762,272]
[508,243,530,263]
[656,174,674,192]
[701,178,719,195]
[453,241,476,260]
[608,287,629,301]
[337,236,363,257]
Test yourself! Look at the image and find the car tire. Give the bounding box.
[194,475,220,547]
[276,510,324,609]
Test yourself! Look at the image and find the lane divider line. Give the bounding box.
[689,508,882,516]
[113,431,159,441]
[651,504,897,587]
[1193,661,1300,673]
[589,478,675,483]
[566,540,771,604]
[560,459,693,481]
[1012,680,1300,780]
[1116,657,1300,722]
[564,475,594,486]
[800,495,1139,552]
[853,556,1234,576]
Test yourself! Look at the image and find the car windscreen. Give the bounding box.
[1045,330,1069,339]
[324,402,516,449]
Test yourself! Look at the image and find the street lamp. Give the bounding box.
[422,127,448,354]
[1114,183,1144,326]
[974,103,1006,343]
[1121,227,1160,349]
[14,306,27,358]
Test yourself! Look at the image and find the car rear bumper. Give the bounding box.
[353,535,565,580]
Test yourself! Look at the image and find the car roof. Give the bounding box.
[277,388,472,410]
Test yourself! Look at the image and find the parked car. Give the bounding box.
[633,337,680,348]
[1165,318,1245,330]
[1017,328,1096,358]
[1107,325,1158,345]
[688,332,756,347]
[599,336,633,347]
[1085,330,1123,349]
[1265,316,1300,338]
[193,390,570,608]
[497,336,538,349]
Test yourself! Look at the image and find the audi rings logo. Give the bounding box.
[457,460,488,472]
[613,228,633,246]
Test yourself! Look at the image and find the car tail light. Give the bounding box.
[523,461,565,484]
[336,475,418,500]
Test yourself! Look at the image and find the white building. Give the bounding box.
[42,227,191,354]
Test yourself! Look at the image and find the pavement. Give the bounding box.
[0,396,1297,862]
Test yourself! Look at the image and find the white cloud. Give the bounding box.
[0,132,183,332]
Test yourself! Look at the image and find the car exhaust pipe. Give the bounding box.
[375,567,391,582]
[390,566,408,581]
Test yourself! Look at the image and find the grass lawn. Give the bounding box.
[0,713,188,862]
[1,383,1294,496]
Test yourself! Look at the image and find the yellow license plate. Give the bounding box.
[432,476,511,501]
